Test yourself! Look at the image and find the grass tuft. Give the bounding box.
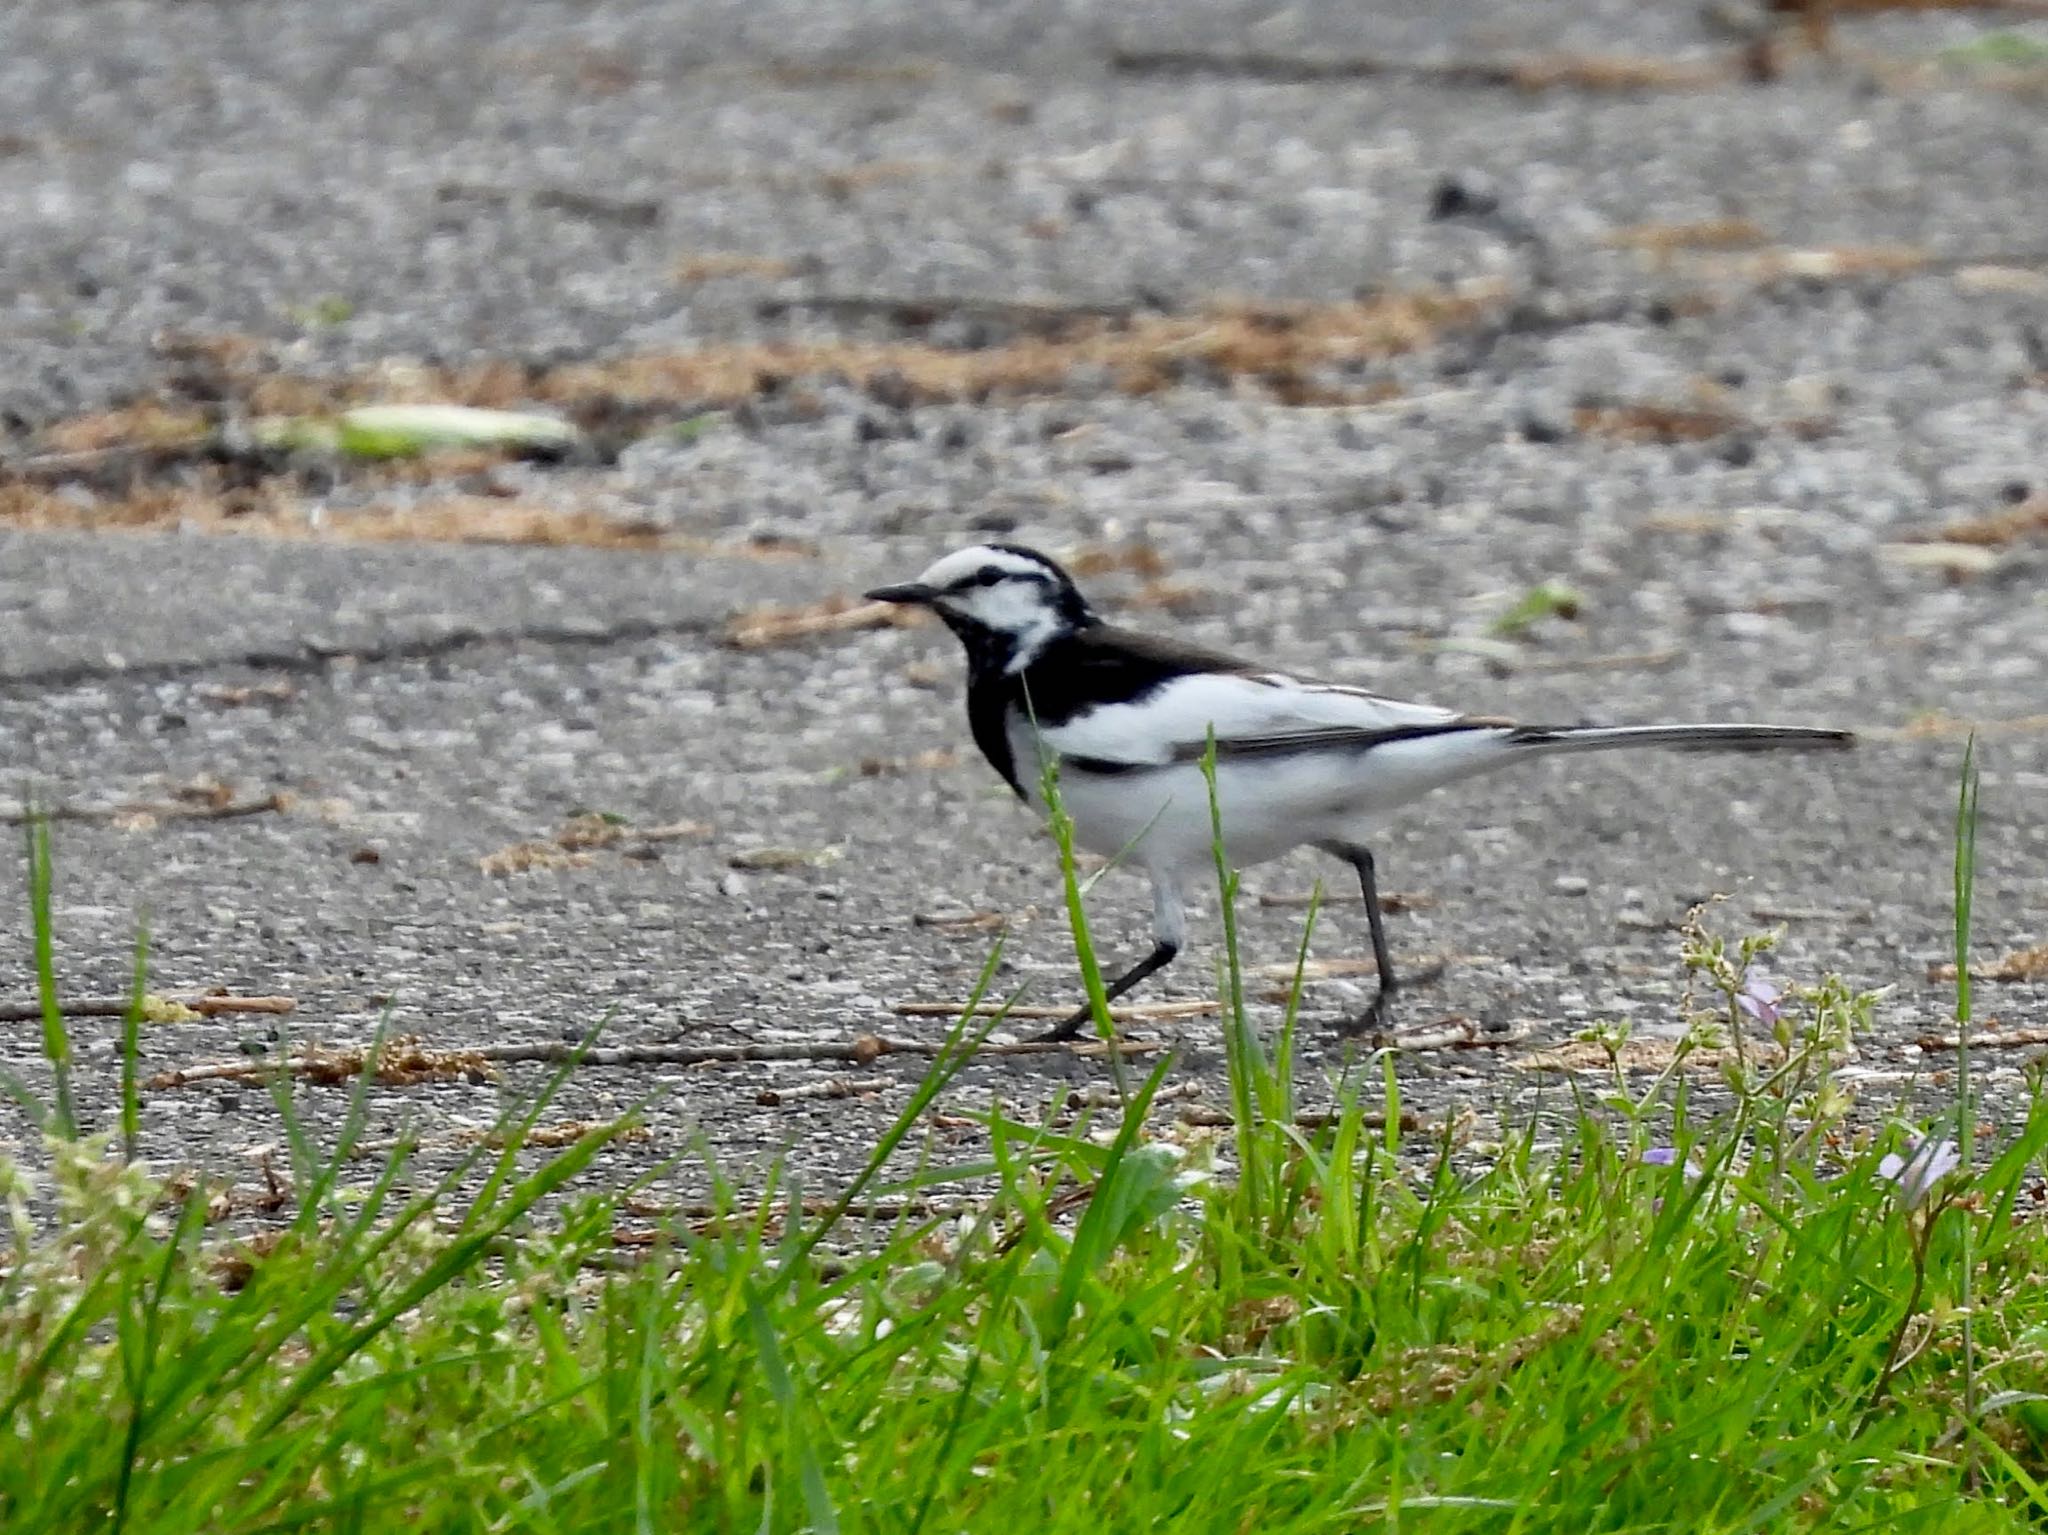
[2,753,2044,1530]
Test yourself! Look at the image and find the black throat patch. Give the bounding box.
[957,623,1259,798]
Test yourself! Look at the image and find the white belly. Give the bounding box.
[1009,720,1515,878]
[1048,759,1320,872]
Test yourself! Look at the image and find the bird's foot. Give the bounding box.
[1340,959,1447,1040]
[1342,987,1399,1042]
[1031,1003,1099,1045]
[1034,1002,1157,1048]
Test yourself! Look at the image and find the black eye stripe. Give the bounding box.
[951,565,1019,591]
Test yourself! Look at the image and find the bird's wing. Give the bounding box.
[1034,668,1504,769]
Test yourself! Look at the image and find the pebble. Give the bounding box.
[1722,611,1790,641]
[1552,875,1590,897]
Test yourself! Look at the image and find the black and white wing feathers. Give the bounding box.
[1014,626,1505,771]
[1008,626,1851,776]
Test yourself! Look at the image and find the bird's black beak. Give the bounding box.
[864,582,939,605]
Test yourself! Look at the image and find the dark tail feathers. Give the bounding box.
[1507,722,1856,756]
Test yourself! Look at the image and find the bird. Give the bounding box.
[865,543,1854,1042]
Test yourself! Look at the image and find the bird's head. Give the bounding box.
[866,543,1095,672]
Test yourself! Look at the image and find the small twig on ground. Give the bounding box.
[1574,402,1833,444]
[1515,649,1685,675]
[1602,217,1771,253]
[1686,245,2048,285]
[1747,903,1860,922]
[1917,1024,2033,1051]
[0,992,295,1023]
[755,294,1143,332]
[1385,1018,1532,1050]
[1869,712,2048,742]
[434,181,661,227]
[890,999,1215,1021]
[1256,890,1434,910]
[1876,543,2006,578]
[756,1076,894,1105]
[1910,494,2048,549]
[4,437,218,478]
[1107,46,1735,91]
[621,1194,973,1231]
[144,1030,1169,1090]
[149,1038,498,1090]
[1057,1079,1205,1113]
[911,908,1009,931]
[724,596,926,650]
[0,791,291,826]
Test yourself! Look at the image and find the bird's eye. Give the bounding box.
[946,565,1011,594]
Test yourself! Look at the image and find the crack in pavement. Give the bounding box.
[0,612,728,695]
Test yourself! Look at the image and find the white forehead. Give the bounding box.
[915,545,1056,589]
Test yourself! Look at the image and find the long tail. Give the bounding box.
[1507,722,1855,756]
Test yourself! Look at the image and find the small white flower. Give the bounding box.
[1877,1137,1962,1210]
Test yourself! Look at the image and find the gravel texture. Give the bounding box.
[2,0,2045,1208]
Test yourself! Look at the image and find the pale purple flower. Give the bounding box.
[1643,1148,1703,1177]
[1877,1137,1963,1210]
[1735,973,1783,1026]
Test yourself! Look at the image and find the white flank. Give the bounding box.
[1035,670,1468,766]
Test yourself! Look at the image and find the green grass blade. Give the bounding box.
[24,811,75,1139]
[1047,1050,1177,1348]
[121,920,148,1163]
[744,1282,840,1535]
[0,1262,120,1425]
[1271,882,1319,1131]
[461,1010,613,1231]
[253,1124,625,1439]
[780,943,1008,1279]
[111,1189,207,1533]
[0,1063,49,1135]
[1038,740,1120,1059]
[1200,733,1271,1223]
[1953,735,1982,1445]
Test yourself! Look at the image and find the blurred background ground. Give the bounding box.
[1,0,2044,1208]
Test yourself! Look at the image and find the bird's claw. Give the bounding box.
[1343,959,1448,1039]
[1030,1005,1095,1045]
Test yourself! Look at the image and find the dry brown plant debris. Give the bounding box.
[1917,495,2048,547]
[724,595,928,650]
[480,814,709,876]
[1927,940,2048,984]
[1602,218,1771,254]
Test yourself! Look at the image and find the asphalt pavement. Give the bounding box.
[2,0,2044,1205]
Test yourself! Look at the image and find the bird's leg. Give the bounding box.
[1327,843,1442,1033]
[1037,940,1180,1043]
[1037,874,1187,1044]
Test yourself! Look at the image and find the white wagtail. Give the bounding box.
[867,543,1853,1041]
